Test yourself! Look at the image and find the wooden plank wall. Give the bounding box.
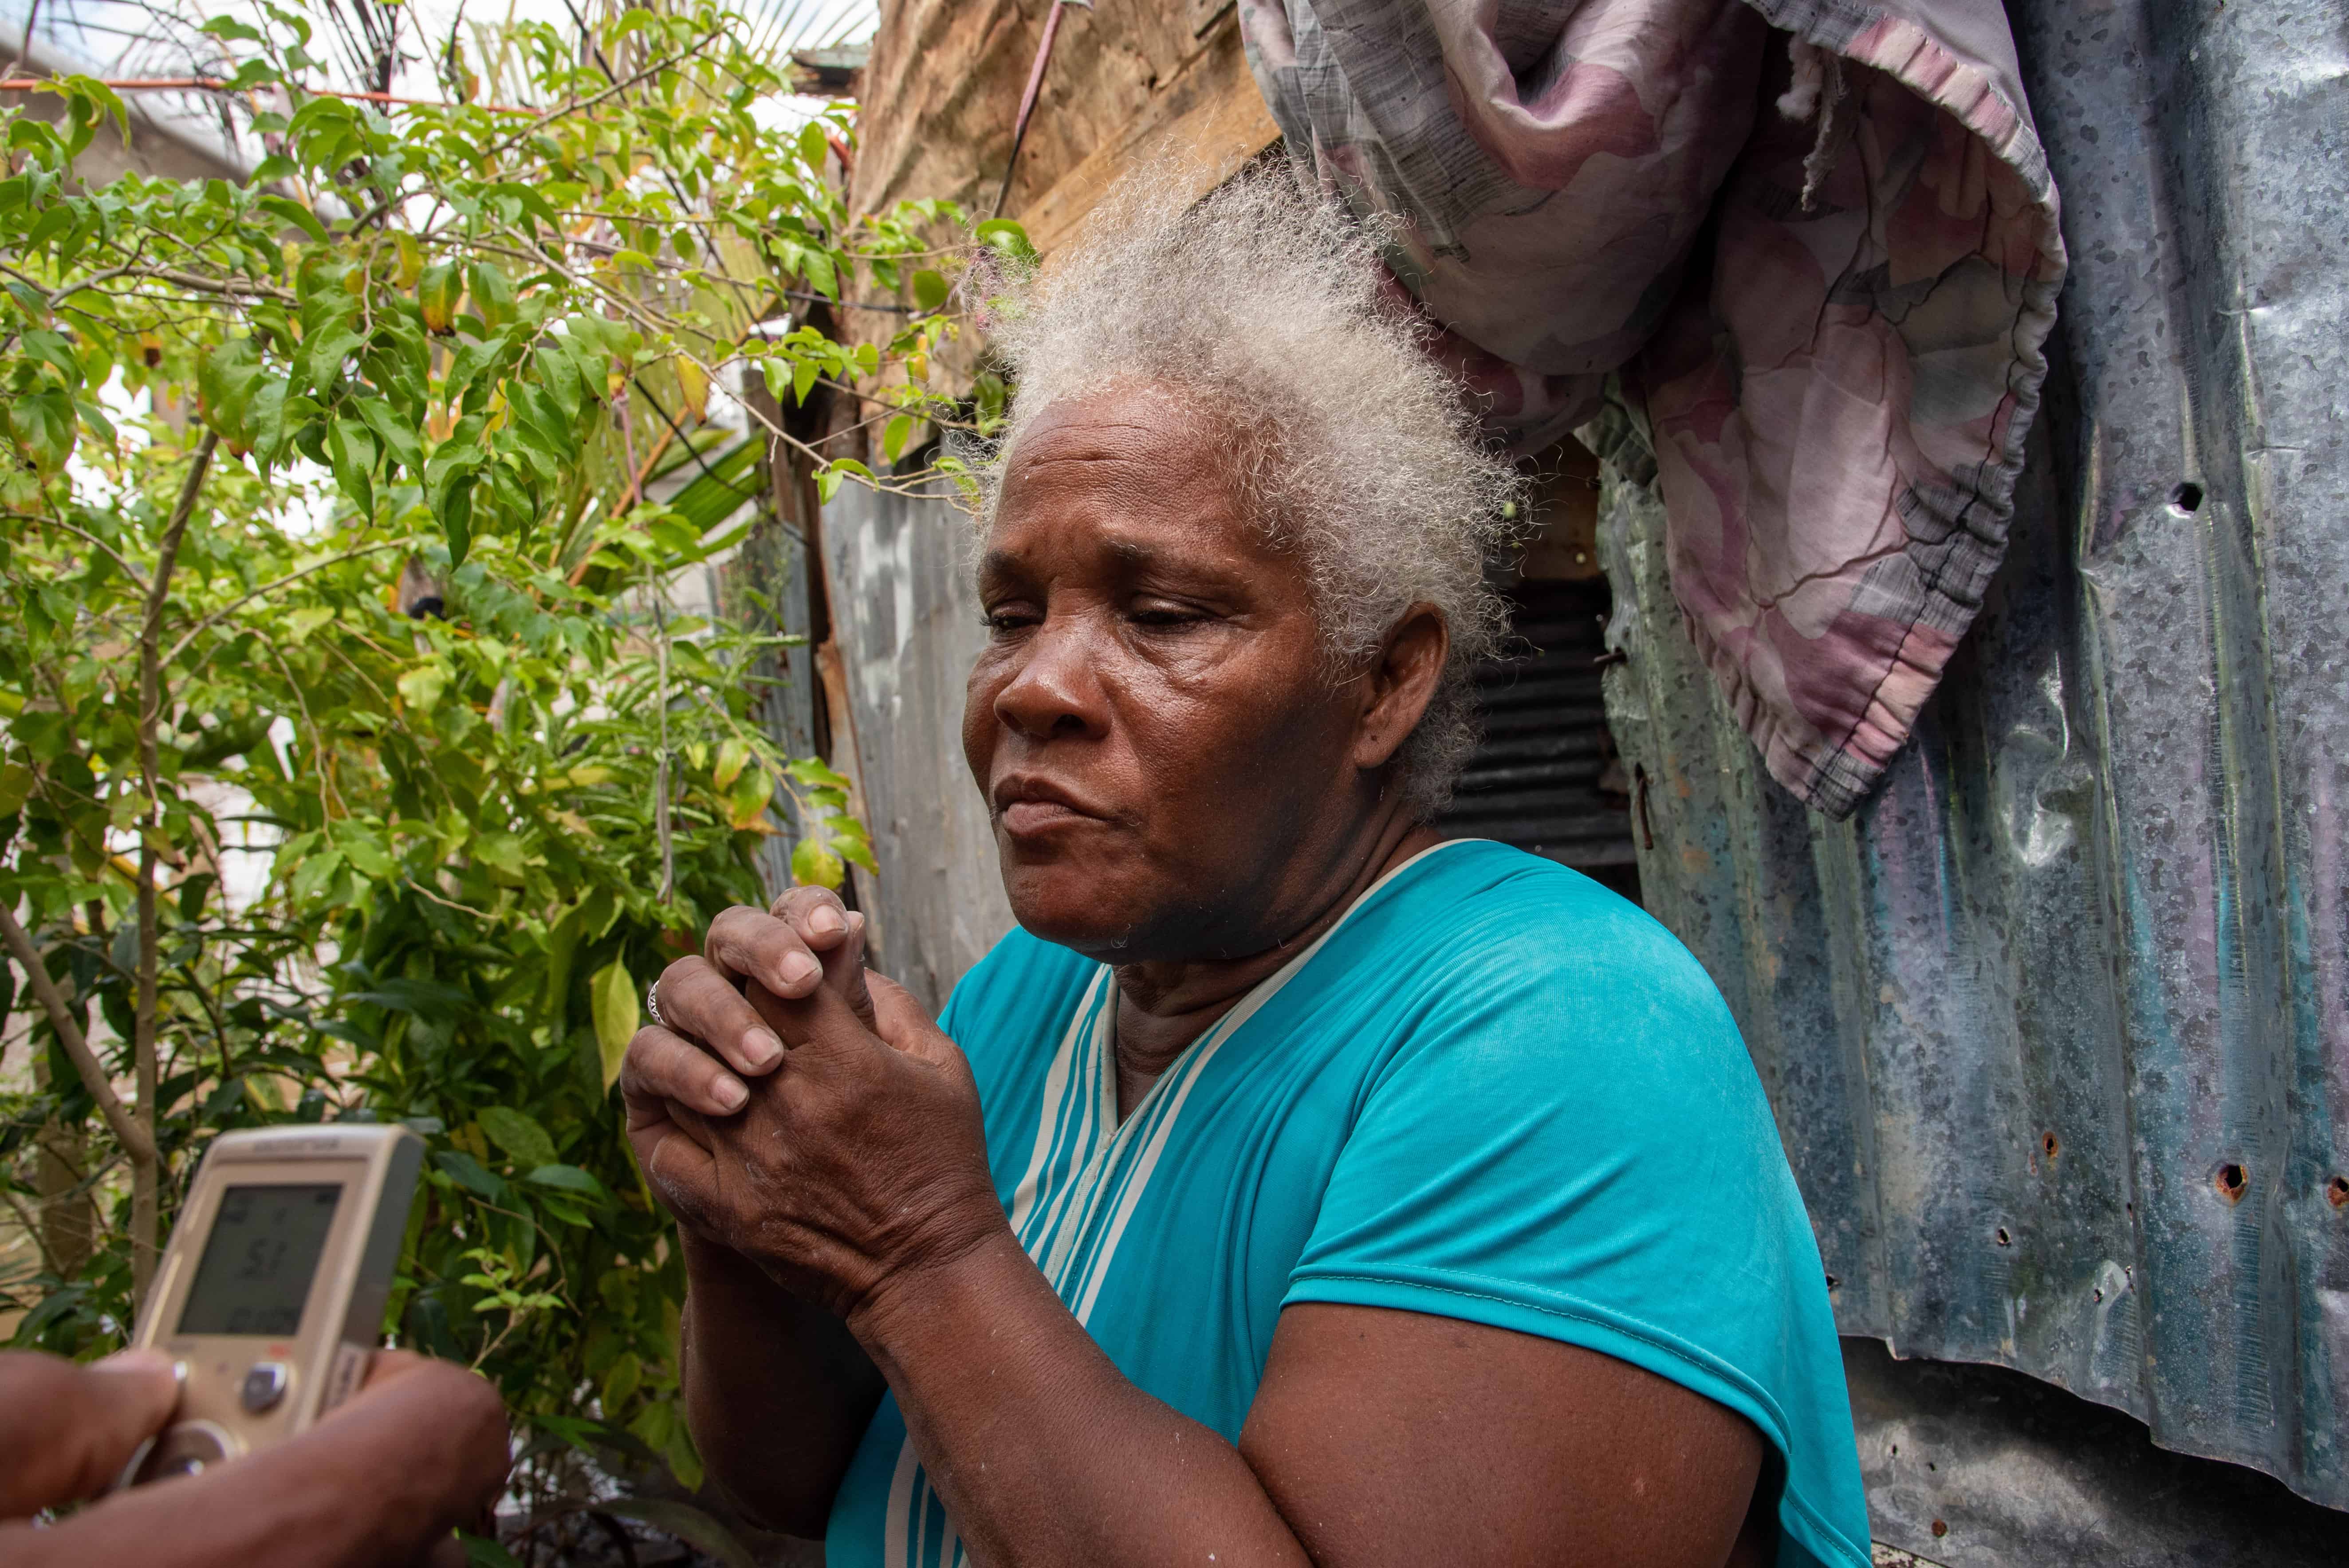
[841,0,1281,379]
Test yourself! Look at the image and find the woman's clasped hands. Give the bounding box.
[619,887,1009,1328]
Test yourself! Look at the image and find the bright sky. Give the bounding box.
[3,0,875,124]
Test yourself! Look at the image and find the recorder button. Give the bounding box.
[134,1420,235,1485]
[240,1360,290,1413]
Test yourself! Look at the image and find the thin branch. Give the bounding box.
[163,539,409,668]
[476,27,724,167]
[633,383,755,499]
[0,901,158,1167]
[3,259,301,305]
[0,77,534,112]
[142,432,218,819]
[130,428,217,1309]
[402,875,494,919]
[0,1189,64,1281]
[33,512,151,593]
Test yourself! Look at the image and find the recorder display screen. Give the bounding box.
[176,1183,342,1336]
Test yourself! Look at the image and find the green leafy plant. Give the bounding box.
[0,0,1014,1535]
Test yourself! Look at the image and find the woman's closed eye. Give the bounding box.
[1125,599,1216,630]
[979,598,1223,637]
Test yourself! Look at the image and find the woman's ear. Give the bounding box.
[1351,604,1448,773]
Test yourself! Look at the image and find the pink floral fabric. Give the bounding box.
[1241,0,2066,817]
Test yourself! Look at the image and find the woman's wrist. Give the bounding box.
[842,1217,1029,1358]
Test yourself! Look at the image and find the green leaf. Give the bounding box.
[882,413,913,465]
[20,329,83,389]
[472,833,527,875]
[589,959,637,1092]
[799,249,838,301]
[786,755,852,792]
[0,763,32,817]
[336,827,396,880]
[75,397,117,448]
[711,737,751,791]
[477,1106,557,1171]
[397,663,447,712]
[354,397,423,475]
[466,261,516,330]
[725,766,773,830]
[257,193,332,245]
[460,1535,524,1568]
[325,416,377,518]
[601,1350,643,1411]
[7,387,75,474]
[829,814,879,875]
[285,605,335,642]
[434,1149,506,1202]
[524,1163,611,1203]
[790,835,843,889]
[911,269,950,312]
[975,218,1038,265]
[417,261,462,334]
[442,476,476,567]
[797,121,829,172]
[197,337,264,444]
[599,1500,746,1568]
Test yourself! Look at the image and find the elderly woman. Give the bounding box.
[621,173,1871,1568]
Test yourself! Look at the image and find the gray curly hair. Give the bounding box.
[964,165,1525,817]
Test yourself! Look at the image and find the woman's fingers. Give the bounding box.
[704,894,876,1033]
[708,902,830,1000]
[868,972,958,1069]
[617,1034,730,1234]
[770,883,854,945]
[821,909,876,1028]
[639,1111,726,1235]
[0,1348,180,1516]
[622,1023,750,1120]
[656,955,784,1077]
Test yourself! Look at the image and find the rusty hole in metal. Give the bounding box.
[2042,1131,2060,1159]
[1823,1272,1840,1290]
[1994,1226,2011,1247]
[2215,1162,2247,1203]
[2327,1176,2349,1209]
[1932,1520,1949,1539]
[2170,480,2204,513]
[2093,1286,2104,1302]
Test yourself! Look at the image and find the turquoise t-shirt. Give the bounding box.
[826,839,1871,1567]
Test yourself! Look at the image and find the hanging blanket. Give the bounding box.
[1239,0,2065,818]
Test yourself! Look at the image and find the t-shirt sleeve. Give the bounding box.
[1281,892,1869,1568]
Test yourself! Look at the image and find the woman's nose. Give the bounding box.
[993,616,1109,741]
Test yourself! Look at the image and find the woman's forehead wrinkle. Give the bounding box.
[1008,415,1173,473]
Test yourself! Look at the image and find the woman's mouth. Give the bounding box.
[993,776,1106,837]
[1001,799,1091,835]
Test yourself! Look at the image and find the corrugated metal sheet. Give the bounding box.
[817,482,1017,1014]
[1436,579,1639,880]
[1595,0,2349,1508]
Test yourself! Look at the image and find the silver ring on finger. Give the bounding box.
[645,979,665,1028]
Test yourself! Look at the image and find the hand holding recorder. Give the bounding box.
[0,1124,509,1567]
[0,1346,506,1568]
